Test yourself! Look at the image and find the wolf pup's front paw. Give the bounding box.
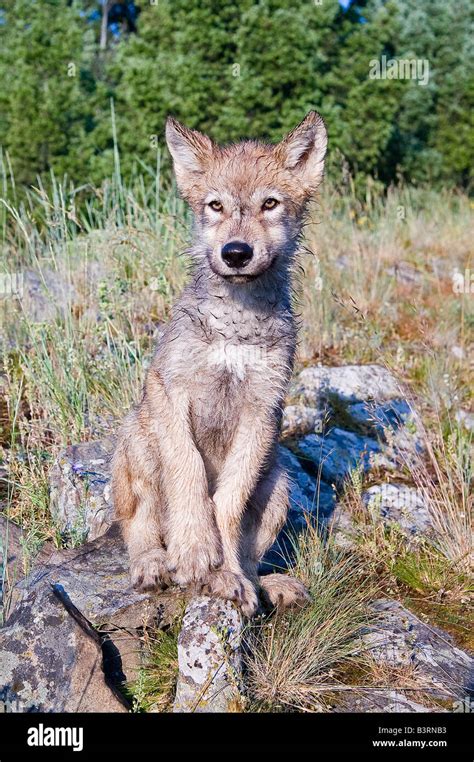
[131,548,170,592]
[166,535,223,587]
[201,570,259,618]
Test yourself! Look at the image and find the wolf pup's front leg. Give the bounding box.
[202,404,278,617]
[146,371,223,586]
[112,371,223,592]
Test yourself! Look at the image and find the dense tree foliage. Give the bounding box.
[0,0,472,190]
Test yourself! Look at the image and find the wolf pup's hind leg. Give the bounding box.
[241,458,310,610]
[112,431,169,592]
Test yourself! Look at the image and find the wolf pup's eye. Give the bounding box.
[208,200,223,212]
[262,197,279,211]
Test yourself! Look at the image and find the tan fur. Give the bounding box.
[112,112,327,616]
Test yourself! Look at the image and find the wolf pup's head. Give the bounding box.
[166,112,327,284]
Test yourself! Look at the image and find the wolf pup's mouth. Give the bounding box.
[214,254,279,283]
[209,260,262,282]
[223,273,260,283]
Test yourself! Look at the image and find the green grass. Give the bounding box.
[127,612,183,713]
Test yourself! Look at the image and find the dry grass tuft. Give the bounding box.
[244,526,379,712]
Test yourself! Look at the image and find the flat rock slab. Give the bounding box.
[361,600,473,700]
[174,596,243,713]
[0,578,128,712]
[3,527,183,703]
[12,526,181,630]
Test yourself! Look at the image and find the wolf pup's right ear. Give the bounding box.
[277,111,328,195]
[165,117,214,196]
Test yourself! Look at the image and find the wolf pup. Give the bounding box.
[112,112,327,616]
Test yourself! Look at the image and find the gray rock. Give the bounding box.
[289,365,425,478]
[293,428,387,487]
[361,600,473,701]
[336,690,445,713]
[20,269,77,323]
[342,399,425,472]
[174,596,243,713]
[6,527,183,698]
[346,398,416,437]
[281,405,325,438]
[330,503,359,551]
[279,445,335,522]
[0,263,117,332]
[363,484,433,536]
[13,526,181,631]
[291,364,402,406]
[0,578,129,712]
[49,438,116,543]
[331,483,434,550]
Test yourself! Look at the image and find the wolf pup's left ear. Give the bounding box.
[165,117,214,196]
[277,111,328,194]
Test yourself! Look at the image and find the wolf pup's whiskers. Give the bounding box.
[112,112,327,616]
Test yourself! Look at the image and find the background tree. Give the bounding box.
[107,0,253,176]
[215,0,344,143]
[394,0,474,186]
[0,0,103,186]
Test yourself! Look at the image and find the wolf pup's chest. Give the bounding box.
[189,341,281,458]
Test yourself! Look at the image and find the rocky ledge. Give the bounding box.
[0,527,183,712]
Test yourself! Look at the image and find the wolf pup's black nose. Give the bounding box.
[221,241,254,269]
